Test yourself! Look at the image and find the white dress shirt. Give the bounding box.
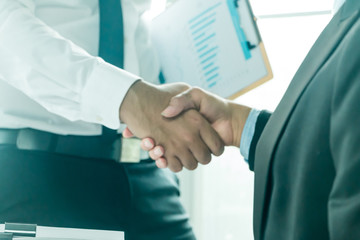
[0,0,160,135]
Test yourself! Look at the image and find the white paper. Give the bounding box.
[151,0,269,98]
[0,225,124,240]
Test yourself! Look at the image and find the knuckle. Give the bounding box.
[191,87,203,96]
[183,133,195,143]
[171,96,183,106]
[186,110,202,125]
[179,82,190,91]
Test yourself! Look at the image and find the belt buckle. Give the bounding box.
[119,138,142,163]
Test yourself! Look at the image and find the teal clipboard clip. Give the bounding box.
[227,0,252,60]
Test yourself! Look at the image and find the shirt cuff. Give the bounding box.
[81,58,141,129]
[240,108,261,163]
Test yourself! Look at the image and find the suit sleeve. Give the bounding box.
[248,110,272,171]
[328,18,360,240]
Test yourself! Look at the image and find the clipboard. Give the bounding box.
[151,0,273,99]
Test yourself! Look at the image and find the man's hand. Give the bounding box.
[124,87,251,168]
[119,81,224,172]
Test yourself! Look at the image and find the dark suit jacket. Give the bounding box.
[248,0,360,239]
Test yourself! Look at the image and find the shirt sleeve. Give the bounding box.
[0,0,139,129]
[240,109,261,162]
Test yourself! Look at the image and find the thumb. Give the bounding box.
[122,127,134,138]
[161,91,196,118]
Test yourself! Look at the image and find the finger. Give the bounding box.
[199,122,225,157]
[149,146,165,160]
[155,158,168,168]
[176,149,199,171]
[122,127,134,138]
[141,138,155,151]
[167,156,183,173]
[189,142,212,165]
[161,90,198,118]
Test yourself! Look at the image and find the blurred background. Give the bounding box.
[147,0,334,239]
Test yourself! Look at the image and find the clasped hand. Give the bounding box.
[121,83,251,172]
[119,81,225,172]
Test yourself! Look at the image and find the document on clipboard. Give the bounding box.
[151,0,273,99]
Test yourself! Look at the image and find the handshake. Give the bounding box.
[119,80,251,172]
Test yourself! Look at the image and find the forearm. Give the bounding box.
[0,0,139,129]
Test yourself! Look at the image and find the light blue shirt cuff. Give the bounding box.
[240,109,261,163]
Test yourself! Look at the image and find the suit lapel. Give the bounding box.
[341,0,360,20]
[253,2,360,239]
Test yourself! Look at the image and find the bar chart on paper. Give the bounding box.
[188,2,222,89]
[151,0,272,99]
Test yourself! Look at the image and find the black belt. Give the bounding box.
[0,128,144,162]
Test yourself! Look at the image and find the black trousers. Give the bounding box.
[0,145,195,240]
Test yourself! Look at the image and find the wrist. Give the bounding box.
[230,103,251,147]
[119,80,164,138]
[119,80,144,122]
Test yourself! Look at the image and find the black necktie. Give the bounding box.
[98,0,124,140]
